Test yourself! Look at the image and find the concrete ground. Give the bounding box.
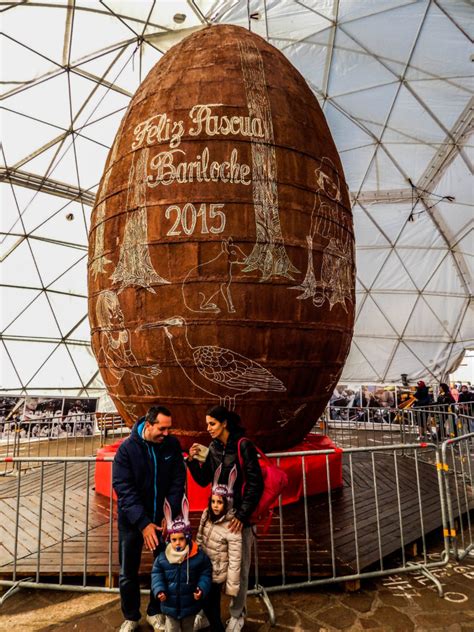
[1,551,474,632]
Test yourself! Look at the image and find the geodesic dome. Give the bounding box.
[1,0,472,397]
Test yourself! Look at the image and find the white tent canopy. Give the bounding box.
[1,0,472,395]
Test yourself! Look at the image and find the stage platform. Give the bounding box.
[0,451,471,582]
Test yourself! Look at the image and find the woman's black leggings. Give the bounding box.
[202,581,225,632]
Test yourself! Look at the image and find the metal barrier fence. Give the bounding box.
[259,442,450,598]
[0,455,118,600]
[2,403,468,477]
[320,406,419,447]
[0,413,128,475]
[440,432,474,562]
[411,407,470,443]
[1,438,463,614]
[321,404,471,450]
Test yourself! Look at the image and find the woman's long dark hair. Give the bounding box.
[207,405,245,436]
[207,494,229,523]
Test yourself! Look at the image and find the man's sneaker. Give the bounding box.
[119,621,139,632]
[193,611,210,630]
[146,613,166,631]
[225,616,245,632]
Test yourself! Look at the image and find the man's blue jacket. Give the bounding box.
[112,419,186,531]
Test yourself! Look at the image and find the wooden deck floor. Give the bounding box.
[0,451,471,581]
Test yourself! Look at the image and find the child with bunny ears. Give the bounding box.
[196,465,243,632]
[151,496,212,632]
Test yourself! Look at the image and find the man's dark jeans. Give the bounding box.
[118,521,162,622]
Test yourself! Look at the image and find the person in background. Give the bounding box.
[413,381,432,439]
[450,382,460,402]
[413,381,431,407]
[437,383,457,438]
[458,384,474,429]
[458,383,474,406]
[437,383,455,406]
[113,406,186,632]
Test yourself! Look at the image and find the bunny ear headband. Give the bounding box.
[164,496,192,538]
[212,464,238,500]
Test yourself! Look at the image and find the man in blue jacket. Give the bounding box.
[113,405,186,632]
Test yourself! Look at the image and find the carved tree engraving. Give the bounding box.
[239,40,299,281]
[111,148,170,293]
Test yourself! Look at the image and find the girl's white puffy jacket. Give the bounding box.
[196,508,242,596]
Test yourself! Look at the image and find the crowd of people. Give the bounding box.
[413,380,474,414]
[411,381,474,439]
[113,404,263,632]
[327,381,473,430]
[329,382,474,416]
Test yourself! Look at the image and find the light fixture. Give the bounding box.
[66,213,74,221]
[407,177,454,223]
[173,13,186,24]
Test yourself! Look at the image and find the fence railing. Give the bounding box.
[0,455,117,592]
[0,426,472,624]
[259,442,450,597]
[321,404,472,450]
[440,432,474,562]
[3,403,468,477]
[0,413,128,475]
[0,441,465,598]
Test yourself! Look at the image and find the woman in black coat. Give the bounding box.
[437,383,455,406]
[187,405,263,632]
[437,383,457,438]
[413,380,432,407]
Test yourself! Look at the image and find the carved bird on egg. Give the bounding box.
[141,316,286,409]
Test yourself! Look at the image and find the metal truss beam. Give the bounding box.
[418,98,473,192]
[0,167,96,206]
[1,334,91,347]
[353,188,413,204]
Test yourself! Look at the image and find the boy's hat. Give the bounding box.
[212,464,238,501]
[164,496,192,539]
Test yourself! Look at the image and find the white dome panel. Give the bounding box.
[369,292,418,337]
[355,248,391,289]
[282,39,331,93]
[352,205,390,248]
[355,295,398,337]
[3,293,62,339]
[342,1,426,74]
[1,288,39,333]
[371,251,418,292]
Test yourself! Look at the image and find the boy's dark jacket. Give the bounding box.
[112,419,185,530]
[151,541,212,620]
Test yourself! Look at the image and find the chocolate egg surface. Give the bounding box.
[88,25,355,451]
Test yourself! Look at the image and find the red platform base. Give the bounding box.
[95,434,343,510]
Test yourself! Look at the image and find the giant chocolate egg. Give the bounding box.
[88,24,355,451]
